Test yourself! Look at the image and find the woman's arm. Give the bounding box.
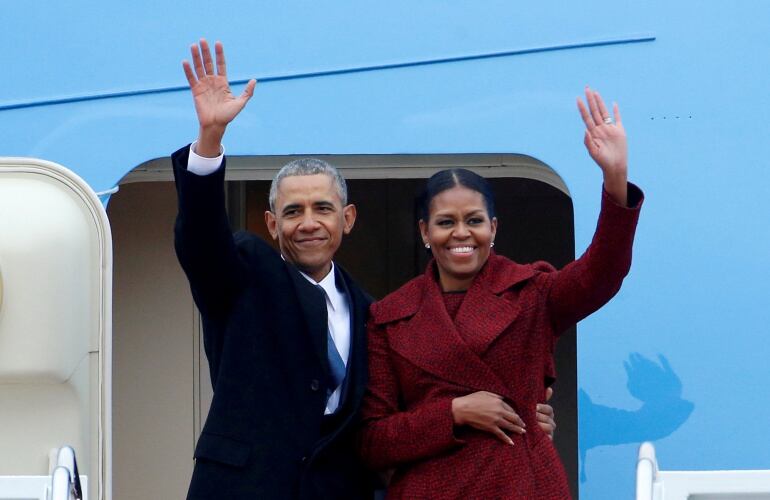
[357,321,464,470]
[546,89,643,333]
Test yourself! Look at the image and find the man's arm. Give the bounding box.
[173,40,257,317]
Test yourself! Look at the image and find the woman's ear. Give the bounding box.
[418,219,429,247]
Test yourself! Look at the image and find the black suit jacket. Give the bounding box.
[172,145,373,500]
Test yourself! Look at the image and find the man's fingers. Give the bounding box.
[536,403,554,419]
[215,41,227,77]
[200,39,215,75]
[536,411,556,428]
[182,61,197,87]
[239,79,257,102]
[191,43,205,79]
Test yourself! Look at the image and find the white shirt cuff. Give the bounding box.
[187,141,225,176]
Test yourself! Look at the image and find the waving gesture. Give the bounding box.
[577,87,628,206]
[182,39,257,157]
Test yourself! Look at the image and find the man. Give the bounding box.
[173,39,556,499]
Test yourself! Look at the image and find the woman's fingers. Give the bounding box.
[587,87,603,126]
[613,102,623,125]
[584,130,598,156]
[594,90,612,123]
[497,417,526,435]
[492,427,515,446]
[453,391,530,443]
[577,97,595,130]
[500,402,526,429]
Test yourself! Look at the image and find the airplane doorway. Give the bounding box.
[110,154,578,499]
[242,174,578,497]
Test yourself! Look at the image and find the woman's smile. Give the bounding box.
[448,245,476,256]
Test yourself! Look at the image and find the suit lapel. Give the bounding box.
[285,263,331,382]
[341,269,370,411]
[333,266,360,407]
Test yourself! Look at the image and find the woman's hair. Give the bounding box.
[417,168,496,221]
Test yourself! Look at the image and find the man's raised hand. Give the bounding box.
[182,39,257,157]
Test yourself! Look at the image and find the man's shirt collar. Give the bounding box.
[295,261,345,312]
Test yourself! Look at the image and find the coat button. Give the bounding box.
[301,456,308,464]
[310,379,320,391]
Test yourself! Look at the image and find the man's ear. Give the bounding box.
[342,204,357,235]
[264,211,279,240]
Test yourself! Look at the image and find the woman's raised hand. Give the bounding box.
[182,39,257,157]
[451,391,526,446]
[577,87,628,206]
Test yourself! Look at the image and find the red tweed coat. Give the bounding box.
[358,185,643,499]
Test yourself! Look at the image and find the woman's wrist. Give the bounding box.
[602,168,628,206]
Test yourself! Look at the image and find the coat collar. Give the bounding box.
[373,253,536,401]
[372,252,535,324]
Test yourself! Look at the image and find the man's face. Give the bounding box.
[265,174,356,282]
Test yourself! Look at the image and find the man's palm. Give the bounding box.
[182,39,256,131]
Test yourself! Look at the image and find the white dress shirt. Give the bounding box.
[298,264,351,415]
[186,142,352,414]
[187,141,225,175]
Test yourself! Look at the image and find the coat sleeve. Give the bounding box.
[357,318,464,470]
[172,144,247,318]
[546,182,644,335]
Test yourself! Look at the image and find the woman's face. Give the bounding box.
[419,185,497,291]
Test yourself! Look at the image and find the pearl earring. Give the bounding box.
[425,243,431,249]
[490,242,495,248]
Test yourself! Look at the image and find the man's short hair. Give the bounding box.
[268,158,348,211]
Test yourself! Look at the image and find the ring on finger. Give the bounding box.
[603,116,613,125]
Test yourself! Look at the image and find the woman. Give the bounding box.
[357,88,643,499]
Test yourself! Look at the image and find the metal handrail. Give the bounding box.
[48,446,83,500]
[636,442,658,500]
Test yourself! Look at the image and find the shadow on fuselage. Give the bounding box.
[578,353,694,483]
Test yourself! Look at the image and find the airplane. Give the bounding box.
[2,2,769,498]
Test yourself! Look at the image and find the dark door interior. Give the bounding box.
[243,176,578,498]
